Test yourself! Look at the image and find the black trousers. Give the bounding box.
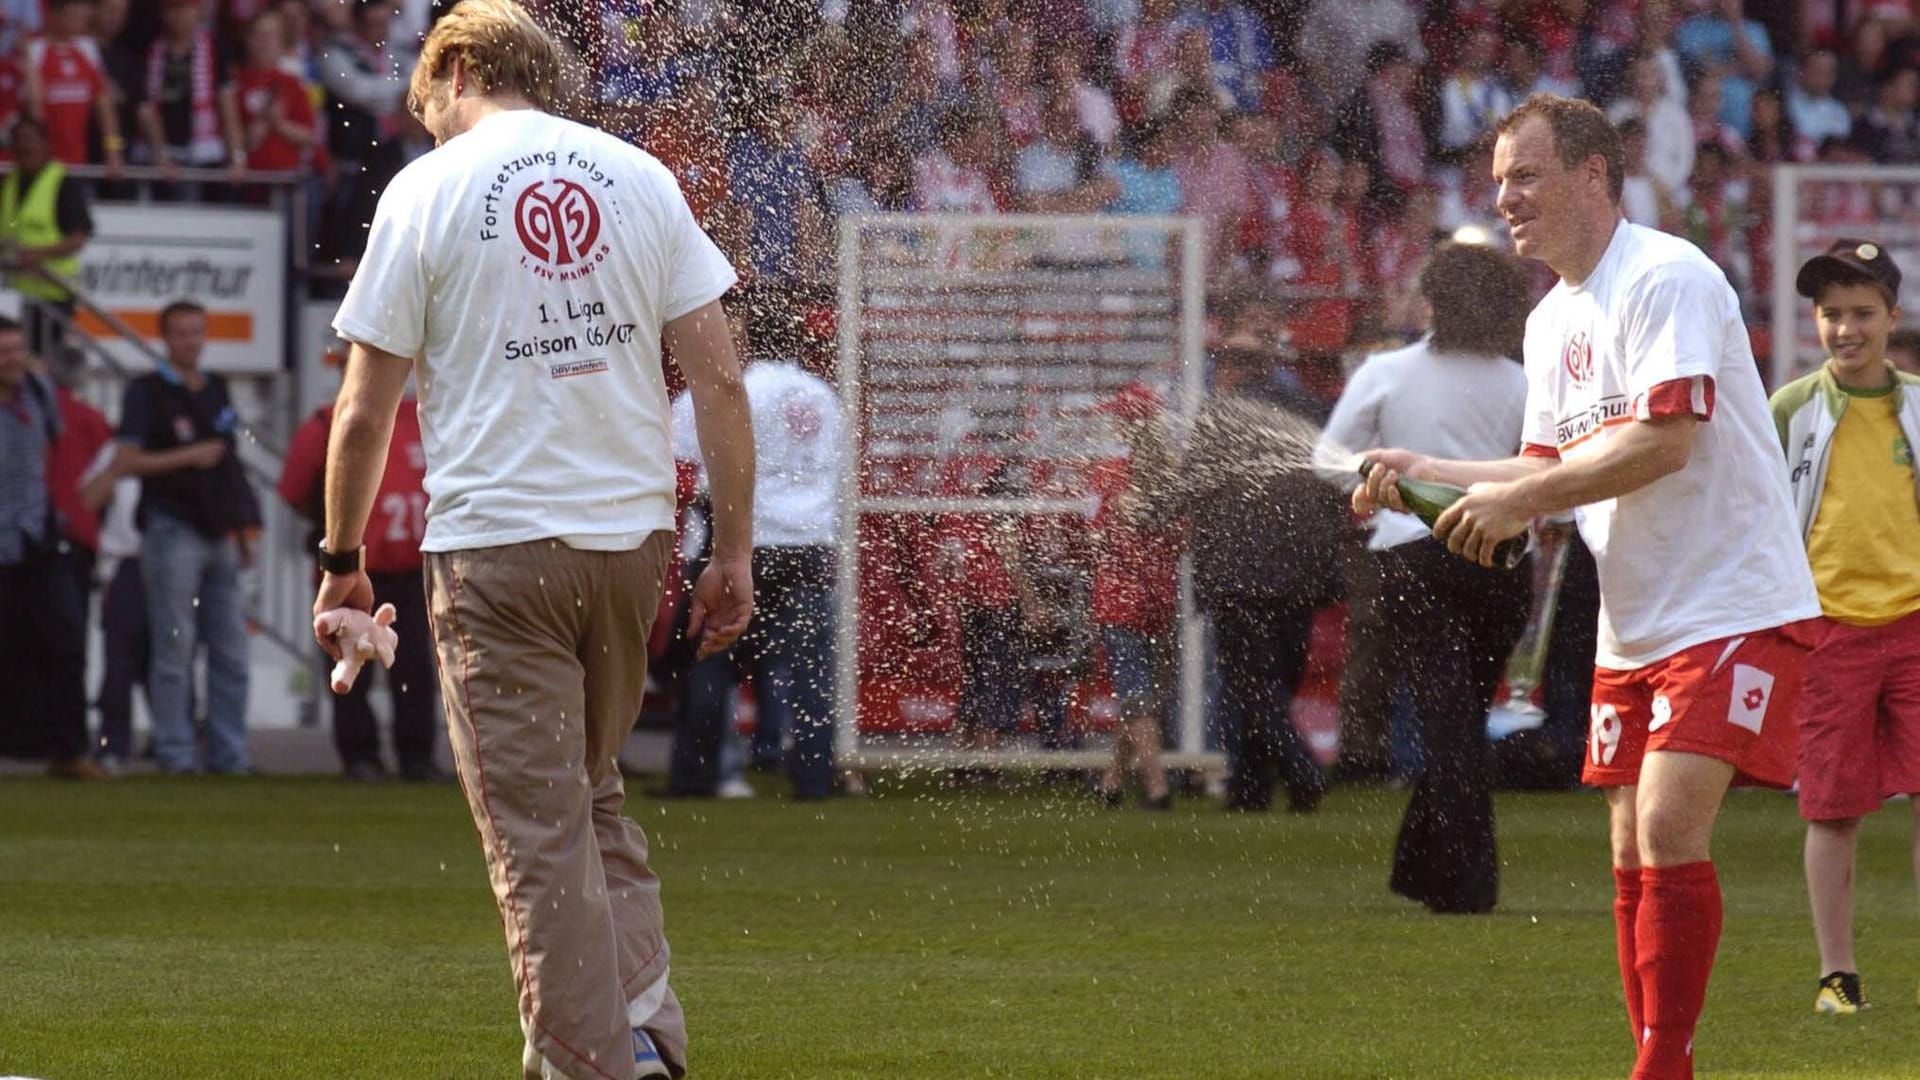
[1336,547,1394,775]
[22,298,71,360]
[0,545,89,761]
[97,556,149,760]
[1207,593,1327,809]
[330,569,438,775]
[1379,539,1531,913]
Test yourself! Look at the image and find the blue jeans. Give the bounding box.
[670,547,836,798]
[143,511,250,773]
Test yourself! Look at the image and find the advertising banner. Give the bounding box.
[73,203,286,374]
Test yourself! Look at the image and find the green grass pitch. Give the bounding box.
[2,776,1917,1079]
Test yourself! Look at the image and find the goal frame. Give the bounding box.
[831,212,1220,772]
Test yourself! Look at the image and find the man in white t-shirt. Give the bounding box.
[312,4,755,1078]
[1357,94,1819,1080]
[665,306,846,801]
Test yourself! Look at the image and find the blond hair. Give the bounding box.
[407,0,562,121]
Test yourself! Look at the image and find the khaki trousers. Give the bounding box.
[425,534,685,1080]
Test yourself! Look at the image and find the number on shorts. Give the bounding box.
[1589,703,1622,767]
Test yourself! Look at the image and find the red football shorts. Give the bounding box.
[1796,610,1920,821]
[1583,623,1816,789]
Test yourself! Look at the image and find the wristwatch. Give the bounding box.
[316,541,365,575]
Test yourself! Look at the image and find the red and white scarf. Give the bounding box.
[147,27,223,163]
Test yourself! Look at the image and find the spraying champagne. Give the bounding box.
[1357,463,1529,571]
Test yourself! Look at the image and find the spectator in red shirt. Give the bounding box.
[279,388,439,781]
[1334,43,1427,205]
[1114,0,1191,119]
[936,459,1028,753]
[1369,185,1441,340]
[1090,385,1182,810]
[1042,42,1118,148]
[1284,148,1361,352]
[912,103,1003,213]
[0,317,105,779]
[986,23,1042,148]
[635,72,753,274]
[24,0,125,172]
[0,51,25,164]
[1233,110,1298,277]
[222,10,317,178]
[1677,139,1745,283]
[42,353,113,595]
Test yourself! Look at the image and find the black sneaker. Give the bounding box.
[1815,971,1869,1014]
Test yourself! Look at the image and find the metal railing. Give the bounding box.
[22,280,317,680]
[11,162,313,279]
[6,165,322,695]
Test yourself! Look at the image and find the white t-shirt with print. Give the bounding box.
[1520,220,1817,669]
[671,361,845,548]
[334,109,737,553]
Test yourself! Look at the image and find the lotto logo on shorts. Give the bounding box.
[1590,703,1622,766]
[1727,664,1774,734]
[1649,695,1672,732]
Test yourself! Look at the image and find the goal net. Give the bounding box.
[1770,163,1920,387]
[832,212,1218,771]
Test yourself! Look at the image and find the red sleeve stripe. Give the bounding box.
[1521,442,1561,459]
[1635,376,1716,422]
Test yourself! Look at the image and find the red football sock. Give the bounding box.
[1613,866,1645,1050]
[1633,862,1722,1080]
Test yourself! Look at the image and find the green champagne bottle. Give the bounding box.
[1357,465,1528,570]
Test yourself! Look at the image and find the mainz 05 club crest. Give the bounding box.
[516,178,603,270]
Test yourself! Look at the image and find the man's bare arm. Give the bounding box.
[1432,417,1696,566]
[665,300,754,560]
[1413,455,1560,487]
[1355,448,1557,515]
[664,299,756,658]
[1506,415,1696,515]
[323,342,413,554]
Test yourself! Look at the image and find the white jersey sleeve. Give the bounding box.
[1618,264,1726,419]
[334,173,428,359]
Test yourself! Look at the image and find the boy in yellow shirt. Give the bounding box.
[1771,238,1920,1014]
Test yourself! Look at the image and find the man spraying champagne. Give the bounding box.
[1356,94,1819,1080]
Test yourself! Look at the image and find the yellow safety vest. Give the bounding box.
[1,162,77,301]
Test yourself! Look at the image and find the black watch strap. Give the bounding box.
[316,542,365,575]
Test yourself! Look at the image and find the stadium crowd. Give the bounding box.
[0,0,1911,322]
[4,0,1920,795]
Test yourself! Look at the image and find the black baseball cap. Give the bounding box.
[1796,238,1903,302]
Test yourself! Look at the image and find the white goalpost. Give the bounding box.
[1770,163,1920,388]
[832,212,1220,772]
